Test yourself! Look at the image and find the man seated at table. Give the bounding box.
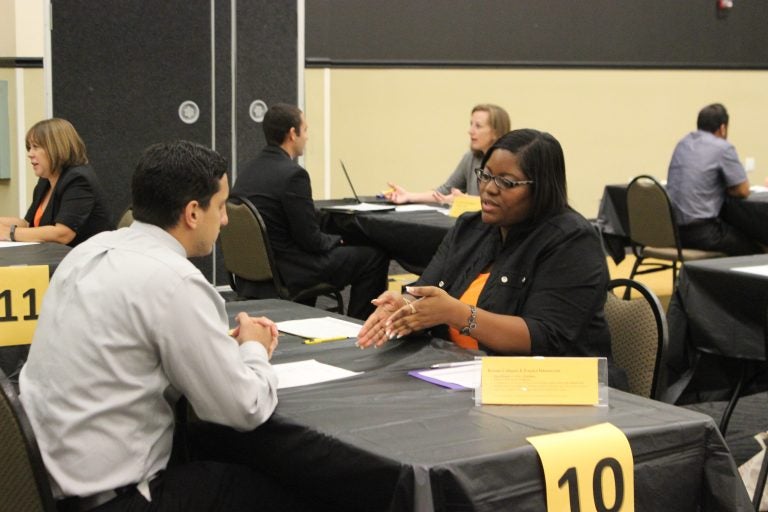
[666,103,760,255]
[232,103,388,319]
[20,140,308,511]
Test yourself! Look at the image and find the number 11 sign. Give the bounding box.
[0,266,50,346]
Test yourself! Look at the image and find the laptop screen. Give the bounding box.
[339,160,361,204]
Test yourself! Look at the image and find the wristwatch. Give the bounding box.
[459,305,477,336]
[9,224,16,242]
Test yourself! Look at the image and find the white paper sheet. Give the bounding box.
[276,316,361,339]
[732,264,768,277]
[394,204,444,213]
[323,203,395,212]
[0,241,40,248]
[272,359,362,389]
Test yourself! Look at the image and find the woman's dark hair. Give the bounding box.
[482,129,568,224]
[132,140,227,229]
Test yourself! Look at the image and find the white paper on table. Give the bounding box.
[323,203,395,212]
[276,316,361,339]
[272,359,362,389]
[0,241,40,248]
[394,204,444,213]
[732,264,768,277]
[749,185,768,193]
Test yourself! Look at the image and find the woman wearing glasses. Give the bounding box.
[358,129,611,363]
[384,104,510,205]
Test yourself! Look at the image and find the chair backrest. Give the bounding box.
[626,175,679,250]
[219,196,285,295]
[0,370,57,512]
[605,278,668,400]
[117,207,134,229]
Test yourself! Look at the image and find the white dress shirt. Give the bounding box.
[20,221,278,498]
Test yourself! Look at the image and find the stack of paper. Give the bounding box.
[276,317,361,339]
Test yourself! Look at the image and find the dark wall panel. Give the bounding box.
[52,0,213,219]
[235,0,298,165]
[306,0,768,68]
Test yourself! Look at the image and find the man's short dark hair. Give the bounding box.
[132,140,227,229]
[482,129,569,225]
[263,103,303,146]
[697,103,729,133]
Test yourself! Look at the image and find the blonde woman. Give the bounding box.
[385,104,511,204]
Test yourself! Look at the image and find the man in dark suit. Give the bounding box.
[232,103,388,319]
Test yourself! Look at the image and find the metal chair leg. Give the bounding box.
[753,446,768,510]
[719,362,748,435]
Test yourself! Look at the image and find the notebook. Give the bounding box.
[321,160,395,213]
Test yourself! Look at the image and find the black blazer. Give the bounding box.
[231,146,341,289]
[24,165,114,247]
[417,209,611,359]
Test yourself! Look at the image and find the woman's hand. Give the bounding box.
[384,182,410,204]
[356,291,406,349]
[385,286,464,340]
[432,188,468,205]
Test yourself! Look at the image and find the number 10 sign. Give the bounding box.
[0,266,49,346]
[527,422,634,512]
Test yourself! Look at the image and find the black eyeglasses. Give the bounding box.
[474,168,534,190]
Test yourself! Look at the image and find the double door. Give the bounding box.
[51,0,299,283]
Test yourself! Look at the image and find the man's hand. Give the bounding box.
[231,312,279,358]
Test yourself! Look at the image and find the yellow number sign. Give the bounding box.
[0,265,50,346]
[527,422,634,512]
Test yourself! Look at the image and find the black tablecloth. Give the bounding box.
[223,299,751,511]
[665,254,768,402]
[0,242,71,274]
[722,191,768,245]
[0,243,71,378]
[317,200,454,275]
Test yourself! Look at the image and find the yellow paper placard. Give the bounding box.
[481,357,598,405]
[448,195,481,217]
[527,423,634,512]
[0,265,50,347]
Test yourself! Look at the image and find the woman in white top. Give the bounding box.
[385,103,510,204]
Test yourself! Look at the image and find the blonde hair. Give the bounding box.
[25,118,88,175]
[472,103,511,151]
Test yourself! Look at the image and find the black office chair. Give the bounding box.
[0,369,57,512]
[219,196,344,312]
[605,278,668,400]
[626,175,725,289]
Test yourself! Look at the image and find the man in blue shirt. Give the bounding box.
[666,103,760,255]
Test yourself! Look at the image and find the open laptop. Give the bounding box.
[321,160,395,213]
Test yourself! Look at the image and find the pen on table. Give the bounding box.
[304,336,348,345]
[430,360,482,369]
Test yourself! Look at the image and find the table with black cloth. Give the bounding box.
[595,184,768,263]
[317,199,454,275]
[216,298,751,511]
[0,242,71,378]
[0,242,71,273]
[665,254,768,402]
